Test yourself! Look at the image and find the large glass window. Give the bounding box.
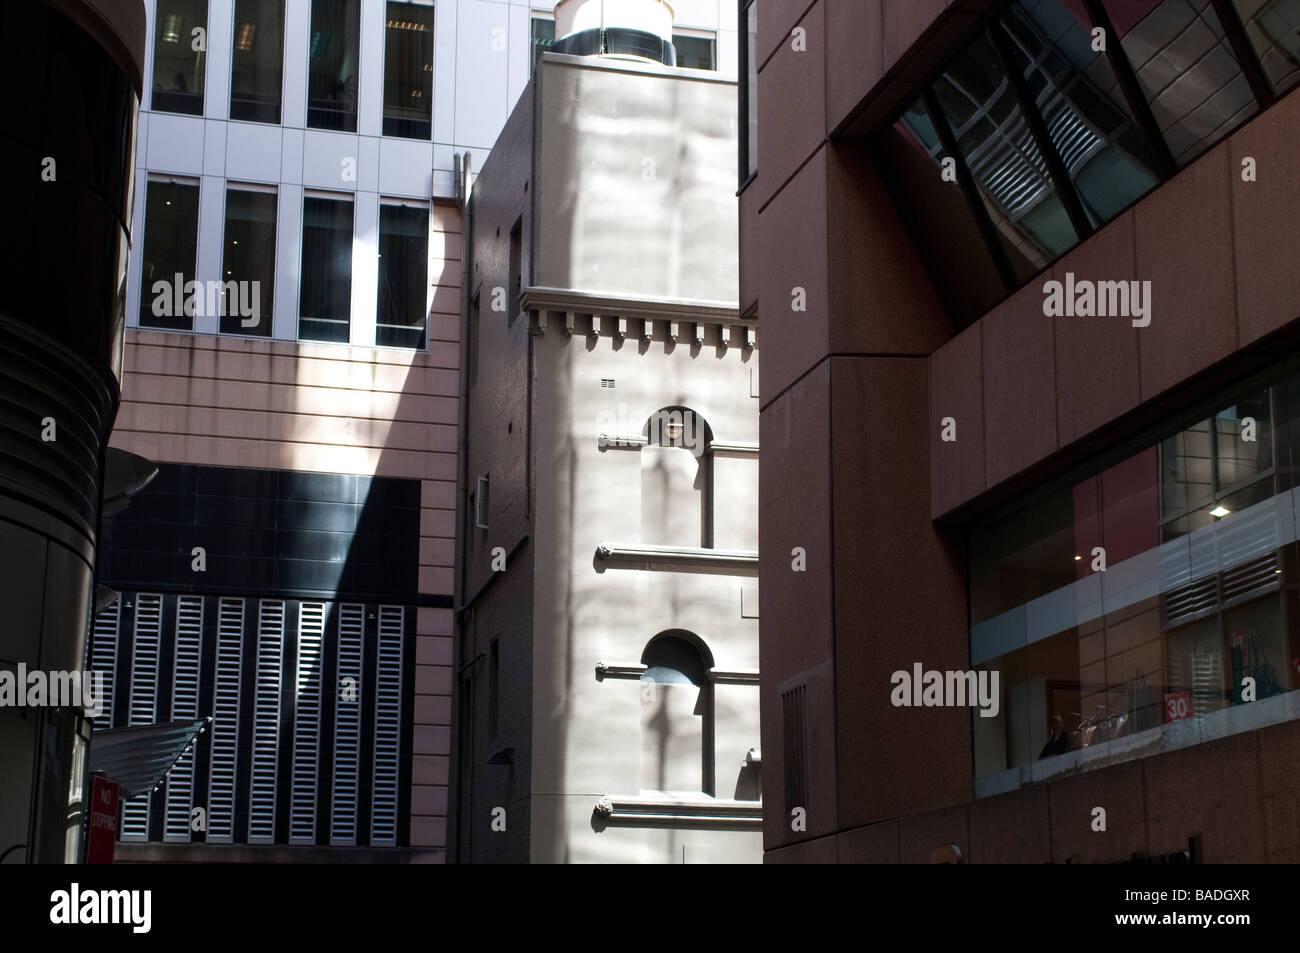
[1099,0,1258,166]
[876,0,1283,328]
[673,33,717,70]
[932,31,1080,279]
[220,186,277,336]
[383,2,434,139]
[299,194,354,343]
[969,361,1300,795]
[376,201,428,349]
[230,0,284,124]
[308,0,360,131]
[139,179,200,331]
[152,0,207,115]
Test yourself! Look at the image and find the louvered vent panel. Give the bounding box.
[331,603,364,846]
[290,602,327,845]
[781,685,808,814]
[163,596,204,842]
[1164,575,1219,628]
[371,606,405,847]
[207,597,244,844]
[121,594,163,842]
[88,600,121,726]
[247,599,287,844]
[1222,552,1280,604]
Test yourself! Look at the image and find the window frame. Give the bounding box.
[297,189,356,344]
[737,0,758,192]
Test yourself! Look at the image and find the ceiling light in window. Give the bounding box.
[235,23,257,51]
[1210,505,1230,518]
[386,19,428,32]
[162,14,182,44]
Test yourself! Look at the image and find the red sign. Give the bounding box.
[1165,690,1192,723]
[86,775,118,864]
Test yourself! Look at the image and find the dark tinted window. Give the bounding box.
[376,203,428,349]
[308,0,360,131]
[673,34,716,69]
[531,17,555,71]
[230,0,284,124]
[220,188,277,336]
[383,2,434,139]
[998,1,1161,226]
[300,195,354,342]
[1231,0,1300,96]
[140,180,200,330]
[1100,0,1257,166]
[932,31,1080,280]
[152,0,207,115]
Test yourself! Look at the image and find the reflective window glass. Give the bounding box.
[308,0,360,131]
[673,34,716,70]
[299,195,354,343]
[230,0,284,124]
[376,202,428,349]
[1231,0,1300,95]
[220,187,277,336]
[1100,0,1258,166]
[140,180,200,331]
[152,0,207,115]
[383,2,434,139]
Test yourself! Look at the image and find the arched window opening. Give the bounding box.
[641,407,713,549]
[639,632,714,795]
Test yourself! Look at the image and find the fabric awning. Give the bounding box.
[88,718,211,797]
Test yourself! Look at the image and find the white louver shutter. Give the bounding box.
[290,602,327,845]
[88,600,121,726]
[163,596,204,842]
[207,597,245,844]
[121,593,163,842]
[331,603,364,845]
[371,606,405,847]
[247,599,287,844]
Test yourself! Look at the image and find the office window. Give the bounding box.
[968,358,1300,795]
[1099,0,1257,166]
[308,0,361,131]
[220,186,277,336]
[673,33,716,70]
[1231,0,1300,96]
[383,2,435,139]
[738,0,757,185]
[299,194,354,343]
[531,16,555,71]
[152,0,207,114]
[230,0,284,124]
[139,179,200,330]
[376,201,428,348]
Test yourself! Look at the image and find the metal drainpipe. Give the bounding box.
[448,150,473,863]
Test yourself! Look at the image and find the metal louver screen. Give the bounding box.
[331,603,364,845]
[290,602,327,845]
[207,597,245,844]
[163,596,204,842]
[248,599,287,844]
[370,606,405,846]
[121,593,163,842]
[88,600,121,726]
[781,685,808,815]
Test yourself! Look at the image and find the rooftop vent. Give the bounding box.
[551,0,676,66]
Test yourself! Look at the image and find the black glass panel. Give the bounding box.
[673,34,716,70]
[140,181,200,330]
[152,0,207,114]
[220,188,277,336]
[299,195,354,342]
[383,1,434,139]
[1232,0,1300,96]
[376,203,428,349]
[230,0,284,124]
[308,0,360,131]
